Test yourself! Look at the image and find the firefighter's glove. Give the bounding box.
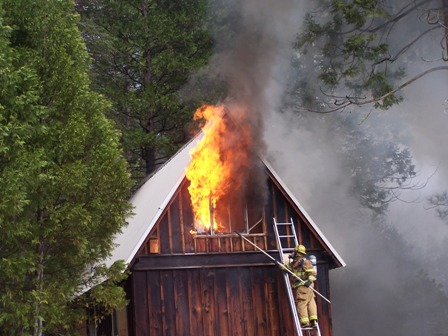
[304,281,312,287]
[277,262,288,272]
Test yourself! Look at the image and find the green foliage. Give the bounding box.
[283,56,418,214]
[339,117,416,214]
[295,0,408,111]
[333,0,382,29]
[0,0,132,333]
[364,71,403,109]
[428,191,448,221]
[77,0,216,180]
[75,260,130,328]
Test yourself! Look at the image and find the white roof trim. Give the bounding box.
[261,157,346,268]
[105,134,203,268]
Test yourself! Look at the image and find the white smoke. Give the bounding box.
[203,1,448,335]
[260,2,448,335]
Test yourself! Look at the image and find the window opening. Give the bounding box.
[192,202,264,236]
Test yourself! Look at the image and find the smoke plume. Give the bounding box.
[196,0,306,207]
[201,1,448,335]
[206,0,304,153]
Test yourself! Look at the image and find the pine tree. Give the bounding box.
[77,0,215,180]
[0,0,132,334]
[295,0,448,112]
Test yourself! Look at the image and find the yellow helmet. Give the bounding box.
[295,244,306,255]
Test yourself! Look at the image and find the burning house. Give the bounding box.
[89,105,345,336]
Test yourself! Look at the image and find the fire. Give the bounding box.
[185,104,252,234]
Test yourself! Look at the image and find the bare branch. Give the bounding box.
[302,66,448,113]
[368,0,438,33]
[371,26,440,70]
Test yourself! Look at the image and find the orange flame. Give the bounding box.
[185,104,252,234]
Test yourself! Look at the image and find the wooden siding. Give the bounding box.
[127,169,335,336]
[135,176,333,261]
[130,253,332,336]
[130,266,296,336]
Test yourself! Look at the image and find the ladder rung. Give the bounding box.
[273,218,308,335]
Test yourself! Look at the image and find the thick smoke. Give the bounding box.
[206,0,304,154]
[203,1,448,335]
[266,105,448,336]
[201,0,305,206]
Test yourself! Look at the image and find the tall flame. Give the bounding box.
[185,104,252,233]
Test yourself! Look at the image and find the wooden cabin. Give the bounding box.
[87,130,345,336]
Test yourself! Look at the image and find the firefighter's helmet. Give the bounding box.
[295,244,306,255]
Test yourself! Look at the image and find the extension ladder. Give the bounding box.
[272,218,322,336]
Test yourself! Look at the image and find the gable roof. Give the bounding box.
[105,132,345,269]
[105,133,203,268]
[262,158,346,267]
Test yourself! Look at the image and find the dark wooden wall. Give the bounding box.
[127,170,336,336]
[130,266,295,336]
[135,175,328,257]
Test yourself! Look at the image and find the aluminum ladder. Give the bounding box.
[272,218,322,336]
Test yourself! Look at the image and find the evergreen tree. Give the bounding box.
[427,191,448,224]
[294,0,448,112]
[282,56,418,215]
[339,117,417,214]
[76,0,215,180]
[0,0,132,334]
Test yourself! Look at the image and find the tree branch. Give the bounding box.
[367,0,437,33]
[303,66,448,113]
[371,25,440,71]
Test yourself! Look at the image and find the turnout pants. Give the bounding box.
[295,286,317,325]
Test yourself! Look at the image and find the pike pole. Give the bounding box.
[235,232,331,304]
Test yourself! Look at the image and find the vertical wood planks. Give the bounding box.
[132,272,149,336]
[161,271,176,335]
[187,270,202,335]
[133,266,301,335]
[240,267,255,335]
[181,181,195,253]
[129,168,337,335]
[159,215,170,255]
[169,195,182,254]
[148,271,162,335]
[173,270,190,336]
[250,267,268,336]
[214,268,230,335]
[227,268,243,335]
[200,268,217,336]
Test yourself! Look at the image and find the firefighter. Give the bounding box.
[288,244,318,328]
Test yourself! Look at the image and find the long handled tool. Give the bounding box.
[235,232,331,304]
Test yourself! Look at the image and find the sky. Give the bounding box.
[203,1,448,335]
